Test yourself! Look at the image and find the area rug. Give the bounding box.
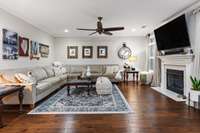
[29,85,132,114]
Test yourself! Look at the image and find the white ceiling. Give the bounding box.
[0,0,198,37]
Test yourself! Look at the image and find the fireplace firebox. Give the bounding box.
[167,69,184,95]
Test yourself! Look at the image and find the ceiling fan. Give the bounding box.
[77,17,124,36]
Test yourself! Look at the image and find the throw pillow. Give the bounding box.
[43,67,55,77]
[115,70,123,80]
[53,68,63,76]
[1,74,19,83]
[15,73,36,84]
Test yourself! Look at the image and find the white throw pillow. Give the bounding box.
[61,67,67,74]
[15,73,36,84]
[115,70,123,80]
[54,68,63,76]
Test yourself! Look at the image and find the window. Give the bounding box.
[148,34,156,71]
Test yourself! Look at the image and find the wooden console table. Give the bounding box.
[124,70,139,83]
[0,85,24,128]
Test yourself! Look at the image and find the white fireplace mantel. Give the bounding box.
[152,54,195,102]
[158,54,194,65]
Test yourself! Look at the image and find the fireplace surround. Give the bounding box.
[152,54,194,101]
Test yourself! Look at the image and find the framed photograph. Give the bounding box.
[39,44,49,58]
[67,46,78,59]
[2,29,18,60]
[30,41,40,60]
[97,46,108,58]
[19,36,29,57]
[82,46,93,58]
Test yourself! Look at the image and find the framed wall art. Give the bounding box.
[82,46,93,59]
[67,46,78,59]
[97,46,108,58]
[39,43,49,58]
[30,41,40,60]
[19,36,29,57]
[2,29,18,60]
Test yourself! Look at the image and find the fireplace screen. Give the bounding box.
[167,69,184,95]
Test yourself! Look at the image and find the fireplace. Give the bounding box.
[167,69,184,95]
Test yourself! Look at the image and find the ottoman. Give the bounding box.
[96,77,112,95]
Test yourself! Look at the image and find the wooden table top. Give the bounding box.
[124,70,139,73]
[0,85,24,97]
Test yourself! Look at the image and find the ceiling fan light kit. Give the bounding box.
[77,17,124,36]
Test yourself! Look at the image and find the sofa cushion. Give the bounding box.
[70,65,84,74]
[42,77,61,85]
[64,65,71,74]
[29,68,48,82]
[36,81,50,94]
[58,74,68,80]
[105,65,119,74]
[43,66,55,77]
[90,65,102,74]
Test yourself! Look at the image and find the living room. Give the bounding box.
[0,0,200,133]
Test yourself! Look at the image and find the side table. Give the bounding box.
[0,85,24,128]
[124,70,139,83]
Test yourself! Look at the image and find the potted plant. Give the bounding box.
[190,76,200,103]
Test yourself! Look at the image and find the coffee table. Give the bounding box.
[91,78,119,85]
[64,80,92,96]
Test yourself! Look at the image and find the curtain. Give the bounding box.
[151,45,161,87]
[147,34,161,87]
[186,11,200,78]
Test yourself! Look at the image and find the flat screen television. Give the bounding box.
[154,14,191,51]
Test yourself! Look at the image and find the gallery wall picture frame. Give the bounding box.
[82,46,93,59]
[97,46,108,58]
[30,40,40,60]
[2,29,18,60]
[67,46,78,59]
[39,43,49,58]
[19,36,29,57]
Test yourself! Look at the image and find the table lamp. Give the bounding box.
[128,55,137,70]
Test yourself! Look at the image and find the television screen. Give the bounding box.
[154,14,191,51]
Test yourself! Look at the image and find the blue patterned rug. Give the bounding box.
[29,85,132,114]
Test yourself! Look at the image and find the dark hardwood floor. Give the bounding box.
[0,82,200,133]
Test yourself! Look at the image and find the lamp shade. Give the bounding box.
[128,55,137,62]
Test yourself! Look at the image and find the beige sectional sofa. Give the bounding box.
[0,64,120,107]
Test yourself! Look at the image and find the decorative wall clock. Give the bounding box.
[118,43,132,60]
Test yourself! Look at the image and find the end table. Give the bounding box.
[0,85,24,128]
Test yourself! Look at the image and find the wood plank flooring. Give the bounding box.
[0,82,200,133]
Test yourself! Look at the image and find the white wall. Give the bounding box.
[54,36,148,71]
[0,9,55,70]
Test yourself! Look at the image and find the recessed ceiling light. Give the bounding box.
[131,28,136,32]
[64,29,69,33]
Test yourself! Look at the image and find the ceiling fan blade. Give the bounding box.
[77,28,96,31]
[103,31,113,35]
[103,27,124,31]
[89,32,97,36]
